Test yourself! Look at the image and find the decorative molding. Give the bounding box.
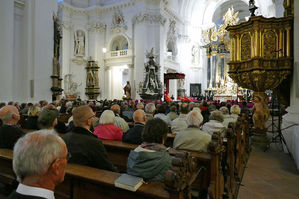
[59,1,136,17]
[71,57,87,65]
[60,2,88,16]
[132,12,166,25]
[163,6,183,25]
[86,22,106,32]
[111,9,128,33]
[14,0,25,9]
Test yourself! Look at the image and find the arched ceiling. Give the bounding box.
[212,0,249,23]
[179,0,282,27]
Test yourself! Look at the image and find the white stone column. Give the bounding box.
[0,0,14,101]
[61,22,73,93]
[31,0,58,102]
[88,30,96,59]
[104,67,112,100]
[281,1,299,162]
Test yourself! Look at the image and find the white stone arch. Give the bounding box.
[107,33,131,51]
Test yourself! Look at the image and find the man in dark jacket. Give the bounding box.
[63,105,117,172]
[0,105,24,149]
[122,109,146,144]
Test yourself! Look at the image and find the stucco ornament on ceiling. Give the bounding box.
[132,12,167,25]
[111,9,127,33]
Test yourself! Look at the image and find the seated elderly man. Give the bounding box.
[219,106,236,128]
[94,110,123,141]
[7,130,67,199]
[171,103,189,134]
[122,109,146,144]
[144,103,156,122]
[173,111,211,152]
[202,110,226,135]
[63,106,117,171]
[127,118,172,182]
[0,105,24,149]
[111,104,129,133]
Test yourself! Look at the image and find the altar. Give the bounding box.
[214,94,238,102]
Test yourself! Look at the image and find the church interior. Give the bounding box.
[0,0,299,198]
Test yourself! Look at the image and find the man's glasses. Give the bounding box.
[87,114,95,120]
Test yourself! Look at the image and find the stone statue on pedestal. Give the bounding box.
[139,48,162,100]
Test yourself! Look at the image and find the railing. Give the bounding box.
[106,49,131,59]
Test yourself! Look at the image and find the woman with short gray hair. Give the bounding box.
[220,106,236,128]
[202,110,226,135]
[94,110,123,141]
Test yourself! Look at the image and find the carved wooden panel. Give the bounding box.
[241,33,251,60]
[263,30,277,59]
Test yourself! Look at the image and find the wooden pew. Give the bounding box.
[221,114,251,199]
[101,132,225,199]
[0,148,199,199]
[58,113,72,123]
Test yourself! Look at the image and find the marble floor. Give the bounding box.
[238,143,299,199]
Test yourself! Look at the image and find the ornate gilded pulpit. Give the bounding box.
[227,15,293,133]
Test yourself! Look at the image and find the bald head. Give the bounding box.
[111,104,120,115]
[0,105,20,124]
[133,109,146,124]
[72,106,94,128]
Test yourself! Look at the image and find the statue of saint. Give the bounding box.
[86,70,95,87]
[143,58,159,94]
[123,81,131,98]
[74,30,85,56]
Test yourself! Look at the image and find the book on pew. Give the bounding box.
[114,174,144,192]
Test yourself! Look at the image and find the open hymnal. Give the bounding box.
[114,174,144,192]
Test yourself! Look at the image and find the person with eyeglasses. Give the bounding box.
[63,106,117,172]
[7,130,68,199]
[0,105,25,149]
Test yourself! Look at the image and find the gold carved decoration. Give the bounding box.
[85,57,100,100]
[227,16,293,131]
[241,33,251,60]
[263,30,277,59]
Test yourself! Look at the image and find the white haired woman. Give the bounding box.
[230,105,241,121]
[202,110,226,135]
[219,106,236,128]
[173,110,211,152]
[93,110,123,141]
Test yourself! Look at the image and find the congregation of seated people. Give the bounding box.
[0,98,252,197]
